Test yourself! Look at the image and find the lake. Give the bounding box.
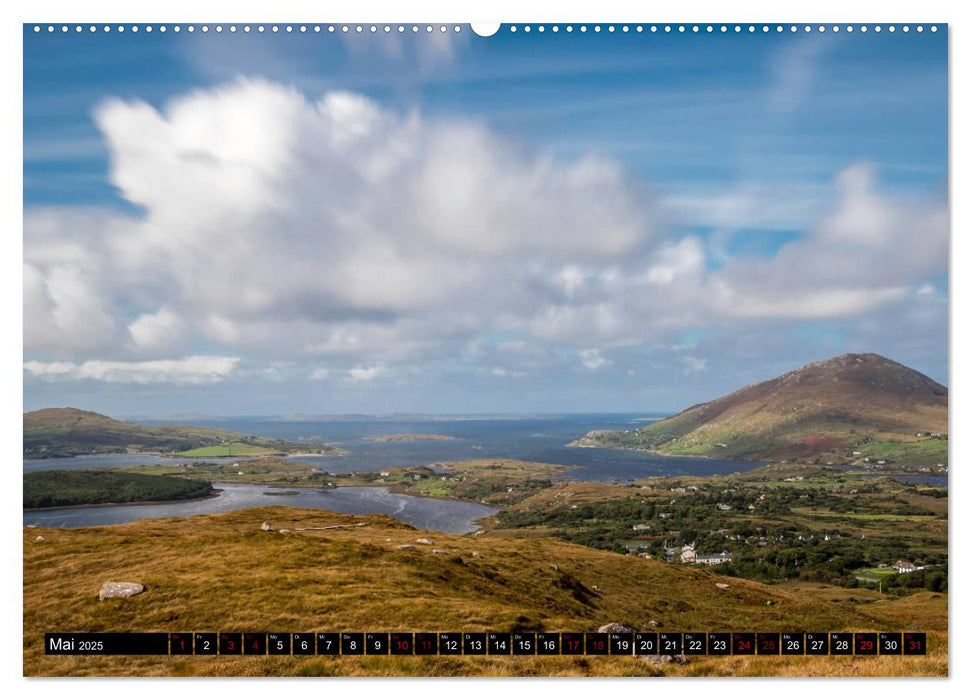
[23,483,498,534]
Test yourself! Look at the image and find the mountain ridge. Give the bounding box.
[23,407,340,459]
[573,353,947,469]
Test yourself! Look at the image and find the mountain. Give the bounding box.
[23,407,340,459]
[573,354,948,469]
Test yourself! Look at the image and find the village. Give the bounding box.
[340,460,949,594]
[494,465,946,593]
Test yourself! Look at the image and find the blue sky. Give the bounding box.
[23,24,948,416]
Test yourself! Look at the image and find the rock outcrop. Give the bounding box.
[99,582,144,600]
[597,622,635,634]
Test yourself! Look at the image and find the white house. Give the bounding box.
[893,560,921,574]
[694,551,733,566]
[680,544,696,564]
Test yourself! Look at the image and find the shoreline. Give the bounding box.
[567,437,768,463]
[243,478,506,509]
[24,451,169,461]
[567,437,945,476]
[201,479,503,509]
[25,447,347,461]
[22,483,498,535]
[23,488,224,512]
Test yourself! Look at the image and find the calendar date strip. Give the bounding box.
[45,631,927,656]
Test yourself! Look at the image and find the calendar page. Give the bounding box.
[22,20,948,678]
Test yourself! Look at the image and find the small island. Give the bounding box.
[363,433,456,442]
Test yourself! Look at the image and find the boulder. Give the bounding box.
[646,620,662,628]
[640,654,688,665]
[416,538,434,545]
[396,544,415,550]
[278,529,291,534]
[598,623,635,634]
[99,582,145,600]
[715,583,729,589]
[34,535,45,542]
[432,549,448,554]
[261,521,274,532]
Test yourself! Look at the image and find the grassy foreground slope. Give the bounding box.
[24,507,945,677]
[23,407,341,458]
[573,354,947,470]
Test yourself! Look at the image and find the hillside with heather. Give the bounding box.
[572,354,947,470]
[23,506,946,676]
[23,407,341,459]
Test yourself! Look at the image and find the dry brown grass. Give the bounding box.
[24,506,947,677]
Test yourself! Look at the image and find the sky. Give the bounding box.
[22,23,948,417]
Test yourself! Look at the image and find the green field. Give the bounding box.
[174,442,282,457]
[854,567,897,578]
[790,508,938,522]
[852,438,948,469]
[123,457,324,486]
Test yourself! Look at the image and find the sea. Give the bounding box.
[24,413,756,480]
[25,413,941,531]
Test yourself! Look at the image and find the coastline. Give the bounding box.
[23,482,500,535]
[209,478,504,509]
[24,450,165,461]
[23,488,224,512]
[285,449,348,457]
[569,439,946,481]
[567,436,760,463]
[25,447,347,462]
[21,480,498,514]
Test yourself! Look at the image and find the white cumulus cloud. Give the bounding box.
[127,307,189,357]
[24,356,240,384]
[22,80,947,387]
[348,364,386,382]
[579,349,611,370]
